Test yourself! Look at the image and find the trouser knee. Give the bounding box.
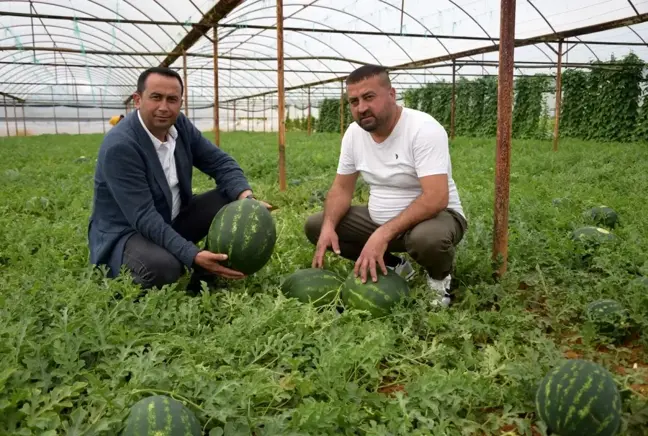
[304,212,324,245]
[132,256,184,289]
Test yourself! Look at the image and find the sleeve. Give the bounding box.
[336,127,357,175]
[102,142,200,268]
[412,121,450,178]
[187,119,252,201]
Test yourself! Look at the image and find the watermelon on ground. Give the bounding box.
[584,299,631,341]
[340,269,410,318]
[535,359,622,436]
[584,206,619,229]
[571,226,616,249]
[206,198,277,275]
[281,268,342,307]
[121,395,201,436]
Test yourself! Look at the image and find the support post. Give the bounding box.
[553,39,563,152]
[307,86,312,135]
[213,25,220,146]
[340,80,345,137]
[492,0,516,278]
[22,103,27,135]
[183,49,189,119]
[3,95,9,137]
[233,100,236,131]
[13,101,18,135]
[52,87,58,134]
[263,95,266,132]
[247,99,250,131]
[451,60,456,140]
[277,0,287,191]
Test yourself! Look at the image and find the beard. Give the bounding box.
[356,113,380,132]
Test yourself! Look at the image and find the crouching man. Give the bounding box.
[305,65,467,308]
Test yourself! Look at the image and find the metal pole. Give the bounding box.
[307,86,311,135]
[183,49,189,119]
[233,100,236,131]
[247,98,250,131]
[213,25,220,146]
[52,87,58,134]
[263,95,266,132]
[277,0,287,191]
[553,39,563,152]
[3,95,9,137]
[492,0,516,278]
[22,103,27,135]
[340,80,345,137]
[451,59,456,140]
[13,101,18,135]
[100,89,106,134]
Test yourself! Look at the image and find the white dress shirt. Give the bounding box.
[137,111,181,220]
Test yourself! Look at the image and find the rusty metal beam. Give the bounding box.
[224,12,648,103]
[553,40,563,152]
[0,91,25,103]
[124,0,243,105]
[492,0,516,278]
[277,0,287,192]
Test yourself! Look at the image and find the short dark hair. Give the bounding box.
[137,67,184,95]
[346,64,391,87]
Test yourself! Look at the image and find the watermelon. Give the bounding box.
[122,395,201,436]
[206,198,277,275]
[585,206,619,229]
[631,276,648,288]
[571,226,616,249]
[535,359,622,436]
[281,268,342,307]
[340,269,410,317]
[584,299,630,340]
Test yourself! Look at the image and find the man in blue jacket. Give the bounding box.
[88,66,268,289]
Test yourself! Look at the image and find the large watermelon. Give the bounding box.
[340,269,410,318]
[206,198,277,275]
[584,299,630,340]
[122,395,201,436]
[535,359,622,436]
[281,268,342,307]
[585,206,619,229]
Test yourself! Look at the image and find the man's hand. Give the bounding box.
[194,251,245,280]
[237,190,275,211]
[312,224,341,268]
[354,229,389,283]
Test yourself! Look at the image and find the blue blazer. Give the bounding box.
[88,111,251,278]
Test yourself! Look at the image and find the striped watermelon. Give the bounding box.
[571,226,616,246]
[585,299,630,340]
[281,268,342,307]
[206,198,277,275]
[340,269,410,318]
[585,206,619,229]
[122,395,201,436]
[535,359,622,436]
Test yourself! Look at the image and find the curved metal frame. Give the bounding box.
[0,0,646,106]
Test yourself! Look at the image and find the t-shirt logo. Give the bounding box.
[395,153,399,159]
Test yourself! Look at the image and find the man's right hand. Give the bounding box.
[312,225,341,268]
[194,251,245,279]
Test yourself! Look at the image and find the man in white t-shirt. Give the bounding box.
[305,65,467,308]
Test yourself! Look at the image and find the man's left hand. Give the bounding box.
[238,191,275,211]
[354,228,389,284]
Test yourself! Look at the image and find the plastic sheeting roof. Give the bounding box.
[0,0,647,109]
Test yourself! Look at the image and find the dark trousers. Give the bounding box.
[304,206,467,280]
[122,188,228,289]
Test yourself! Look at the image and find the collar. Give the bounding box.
[137,110,178,149]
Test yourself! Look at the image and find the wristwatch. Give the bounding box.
[246,194,256,200]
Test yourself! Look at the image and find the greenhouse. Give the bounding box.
[1,1,647,434]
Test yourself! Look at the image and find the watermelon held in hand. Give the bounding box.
[584,299,631,341]
[207,198,277,276]
[535,359,622,436]
[281,268,342,307]
[121,395,201,436]
[585,206,619,229]
[340,269,410,318]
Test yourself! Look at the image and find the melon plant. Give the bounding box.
[584,205,619,229]
[281,268,342,307]
[340,269,410,318]
[206,198,277,275]
[535,359,622,436]
[121,395,201,436]
[584,299,631,341]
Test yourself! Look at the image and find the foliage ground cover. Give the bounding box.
[0,131,647,435]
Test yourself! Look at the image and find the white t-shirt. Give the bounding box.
[337,107,464,225]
